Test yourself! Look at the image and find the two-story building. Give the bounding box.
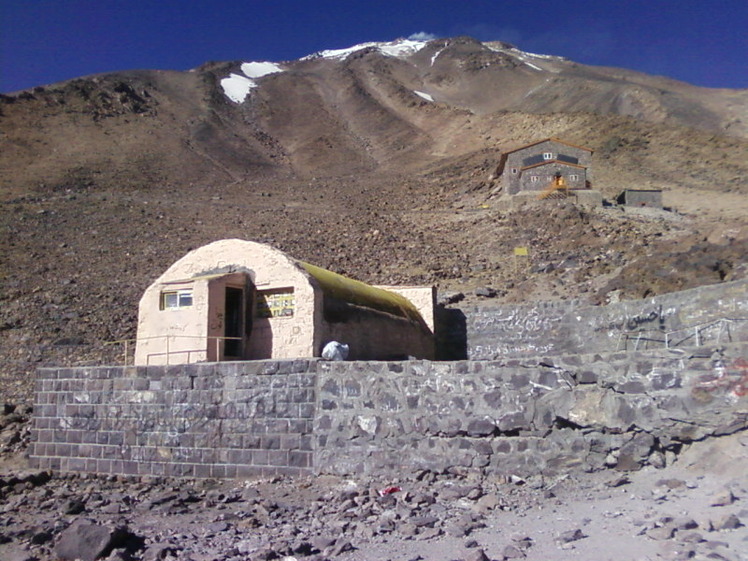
[496,138,593,196]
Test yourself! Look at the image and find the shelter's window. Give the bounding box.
[160,289,193,310]
[511,168,518,174]
[256,288,295,318]
[569,174,579,181]
[531,176,539,183]
[543,152,553,160]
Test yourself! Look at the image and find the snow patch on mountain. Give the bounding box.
[241,61,284,79]
[414,90,434,102]
[430,48,445,66]
[221,61,285,103]
[221,74,256,103]
[515,49,565,61]
[486,42,564,61]
[485,42,566,72]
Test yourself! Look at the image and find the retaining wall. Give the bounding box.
[313,345,748,475]
[31,344,748,478]
[462,278,748,360]
[31,361,317,478]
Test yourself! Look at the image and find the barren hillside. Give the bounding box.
[1,37,747,402]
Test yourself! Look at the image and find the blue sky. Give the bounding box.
[1,0,747,93]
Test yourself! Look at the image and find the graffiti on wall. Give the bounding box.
[597,305,668,333]
[691,358,748,402]
[474,308,562,339]
[256,290,295,318]
[472,342,555,358]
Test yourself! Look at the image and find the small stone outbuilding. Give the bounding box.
[134,240,435,365]
[616,189,663,208]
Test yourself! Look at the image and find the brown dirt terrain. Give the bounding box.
[1,51,748,396]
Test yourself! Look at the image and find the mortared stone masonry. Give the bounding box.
[30,279,748,478]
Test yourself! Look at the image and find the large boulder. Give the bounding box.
[55,520,137,561]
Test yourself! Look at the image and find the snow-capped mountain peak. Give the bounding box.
[302,38,429,61]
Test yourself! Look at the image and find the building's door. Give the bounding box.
[224,287,244,357]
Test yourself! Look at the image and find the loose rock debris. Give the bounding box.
[2,430,748,561]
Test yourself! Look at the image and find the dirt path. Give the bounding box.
[334,433,748,561]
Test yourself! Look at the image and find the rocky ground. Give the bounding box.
[2,403,747,561]
[2,46,748,405]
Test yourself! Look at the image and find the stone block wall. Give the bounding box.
[31,361,316,478]
[464,278,748,360]
[30,281,748,479]
[618,189,663,208]
[31,343,748,479]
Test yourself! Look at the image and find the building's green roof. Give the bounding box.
[300,262,426,326]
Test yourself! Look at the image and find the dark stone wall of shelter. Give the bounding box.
[30,361,316,478]
[313,344,748,476]
[434,306,468,360]
[30,343,748,479]
[322,299,434,361]
[464,278,748,360]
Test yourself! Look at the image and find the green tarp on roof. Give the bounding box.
[300,262,426,326]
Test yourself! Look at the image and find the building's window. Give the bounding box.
[543,152,554,160]
[569,174,579,181]
[256,288,295,318]
[531,176,539,183]
[160,289,193,310]
[511,168,518,174]
[557,154,579,164]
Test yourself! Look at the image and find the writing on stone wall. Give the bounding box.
[476,309,562,339]
[598,305,667,333]
[472,342,555,358]
[467,305,566,359]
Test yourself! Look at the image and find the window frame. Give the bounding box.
[160,289,194,310]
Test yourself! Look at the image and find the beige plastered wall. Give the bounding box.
[135,278,211,365]
[135,240,318,365]
[377,285,436,332]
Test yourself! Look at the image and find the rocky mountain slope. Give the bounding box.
[1,36,747,402]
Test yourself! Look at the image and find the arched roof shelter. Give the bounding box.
[135,240,434,365]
